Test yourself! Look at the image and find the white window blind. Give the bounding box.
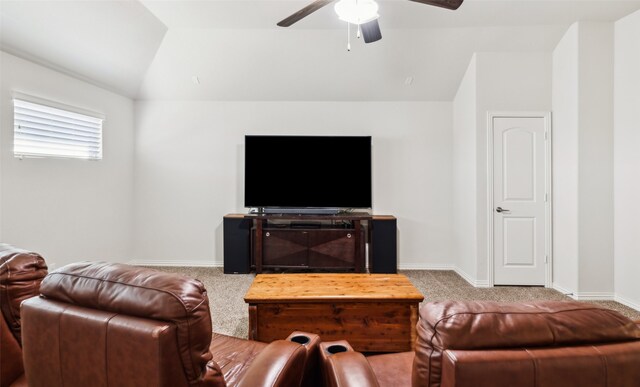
[13,98,103,160]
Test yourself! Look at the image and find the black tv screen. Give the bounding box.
[244,135,372,210]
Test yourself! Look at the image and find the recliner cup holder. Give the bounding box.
[290,335,310,345]
[326,344,348,354]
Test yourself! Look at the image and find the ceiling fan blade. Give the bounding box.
[277,0,336,27]
[408,0,464,11]
[361,19,382,44]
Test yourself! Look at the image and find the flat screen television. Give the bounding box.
[244,135,372,213]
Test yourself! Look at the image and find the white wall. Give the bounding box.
[614,10,640,309]
[137,25,567,102]
[452,54,478,281]
[133,101,453,268]
[0,51,135,268]
[474,52,552,283]
[551,24,580,293]
[577,23,614,296]
[449,52,552,286]
[551,22,615,297]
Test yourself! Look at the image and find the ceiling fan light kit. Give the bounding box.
[277,0,464,50]
[334,0,380,25]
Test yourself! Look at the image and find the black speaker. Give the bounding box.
[223,215,253,274]
[369,216,397,274]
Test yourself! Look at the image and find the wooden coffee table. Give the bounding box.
[244,273,424,352]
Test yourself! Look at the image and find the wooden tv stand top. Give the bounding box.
[244,273,423,303]
[224,213,394,221]
[243,213,373,221]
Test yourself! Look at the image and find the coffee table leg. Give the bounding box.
[248,305,258,340]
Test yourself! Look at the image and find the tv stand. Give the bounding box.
[250,213,369,273]
[223,213,397,274]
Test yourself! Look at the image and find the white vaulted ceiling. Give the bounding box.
[141,0,640,30]
[0,0,167,97]
[2,0,640,100]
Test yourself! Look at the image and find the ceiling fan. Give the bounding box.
[277,0,464,46]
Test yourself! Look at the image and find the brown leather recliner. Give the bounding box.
[321,300,640,387]
[0,244,48,387]
[20,262,320,387]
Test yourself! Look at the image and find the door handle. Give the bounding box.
[496,207,510,213]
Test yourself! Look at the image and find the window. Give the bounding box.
[13,97,103,160]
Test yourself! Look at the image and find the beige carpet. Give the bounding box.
[145,267,640,339]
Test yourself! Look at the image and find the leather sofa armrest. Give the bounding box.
[0,245,48,343]
[236,340,306,387]
[286,331,321,386]
[324,352,380,387]
[286,331,321,351]
[319,341,380,387]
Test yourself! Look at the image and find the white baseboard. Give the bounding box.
[472,278,491,288]
[398,263,456,270]
[454,267,475,286]
[571,292,616,301]
[454,267,490,288]
[129,259,223,268]
[614,294,640,312]
[398,264,490,288]
[552,285,640,312]
[552,283,576,298]
[551,285,616,301]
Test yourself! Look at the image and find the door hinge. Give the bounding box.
[545,255,549,263]
[544,131,548,140]
[545,193,548,202]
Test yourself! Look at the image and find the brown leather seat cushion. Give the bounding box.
[0,244,48,342]
[39,262,214,384]
[367,351,414,387]
[413,300,640,387]
[209,332,268,385]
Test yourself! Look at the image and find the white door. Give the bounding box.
[492,116,548,286]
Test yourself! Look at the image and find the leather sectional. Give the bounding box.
[3,245,640,387]
[321,300,640,387]
[20,261,319,387]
